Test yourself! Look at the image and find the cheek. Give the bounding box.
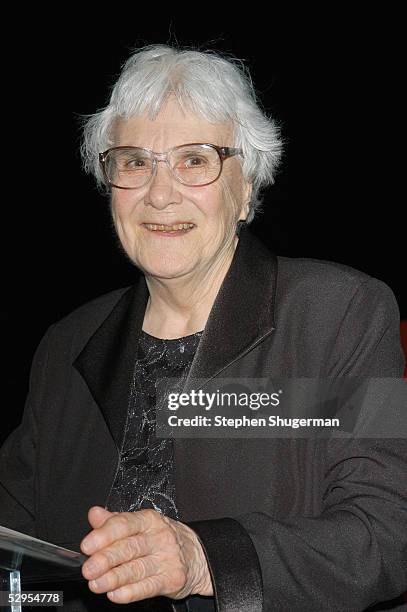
[196,196,232,236]
[218,175,245,222]
[110,194,135,226]
[197,192,240,250]
[109,200,136,249]
[195,181,238,219]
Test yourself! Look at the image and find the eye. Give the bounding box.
[184,156,207,168]
[125,158,146,168]
[118,154,152,171]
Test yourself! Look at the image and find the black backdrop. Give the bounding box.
[1,14,405,443]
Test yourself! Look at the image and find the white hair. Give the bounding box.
[80,44,283,224]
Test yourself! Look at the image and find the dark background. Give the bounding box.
[1,14,405,443]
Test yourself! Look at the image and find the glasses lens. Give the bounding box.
[105,148,152,188]
[170,145,221,185]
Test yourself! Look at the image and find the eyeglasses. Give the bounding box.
[99,143,243,189]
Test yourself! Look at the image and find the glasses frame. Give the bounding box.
[99,143,244,189]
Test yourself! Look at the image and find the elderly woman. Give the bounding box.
[0,44,406,612]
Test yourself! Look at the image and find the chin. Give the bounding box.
[134,255,196,279]
[143,267,193,280]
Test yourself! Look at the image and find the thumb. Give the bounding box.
[87,505,116,528]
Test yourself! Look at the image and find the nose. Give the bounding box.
[144,160,182,210]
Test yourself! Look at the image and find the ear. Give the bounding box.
[238,181,253,221]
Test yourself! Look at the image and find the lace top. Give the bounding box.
[106,328,204,519]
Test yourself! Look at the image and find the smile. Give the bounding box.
[143,223,195,233]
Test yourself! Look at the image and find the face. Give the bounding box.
[110,97,252,281]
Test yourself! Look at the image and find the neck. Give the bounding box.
[142,236,238,339]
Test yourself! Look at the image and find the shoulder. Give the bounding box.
[273,255,403,376]
[53,286,131,332]
[275,254,398,313]
[39,286,132,360]
[277,254,370,292]
[24,285,134,388]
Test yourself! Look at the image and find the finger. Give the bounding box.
[80,507,115,555]
[88,506,115,529]
[88,555,160,594]
[107,575,168,603]
[106,568,189,603]
[82,533,151,581]
[81,509,156,556]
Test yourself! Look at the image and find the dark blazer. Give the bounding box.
[0,227,406,611]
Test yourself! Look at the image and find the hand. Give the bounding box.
[80,506,213,603]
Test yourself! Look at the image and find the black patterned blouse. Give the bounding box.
[106,328,204,519]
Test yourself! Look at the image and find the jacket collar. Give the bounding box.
[73,226,277,450]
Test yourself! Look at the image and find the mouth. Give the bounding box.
[143,222,195,235]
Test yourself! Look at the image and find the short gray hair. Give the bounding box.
[80,44,283,224]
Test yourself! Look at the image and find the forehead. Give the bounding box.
[113,96,233,148]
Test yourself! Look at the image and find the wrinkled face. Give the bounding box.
[110,97,252,280]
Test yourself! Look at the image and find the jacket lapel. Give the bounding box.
[73,226,277,451]
[182,226,277,393]
[73,274,149,450]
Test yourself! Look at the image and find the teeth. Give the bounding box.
[145,223,195,231]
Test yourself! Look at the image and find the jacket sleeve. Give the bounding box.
[188,278,407,611]
[0,325,54,536]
